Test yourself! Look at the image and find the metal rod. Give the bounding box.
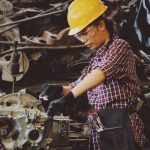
[11,41,18,93]
[0,40,85,47]
[0,40,51,46]
[0,45,85,56]
[12,76,16,93]
[37,0,72,16]
[0,25,18,34]
[0,10,64,28]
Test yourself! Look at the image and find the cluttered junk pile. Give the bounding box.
[0,0,149,149]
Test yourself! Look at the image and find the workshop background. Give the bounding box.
[0,0,150,150]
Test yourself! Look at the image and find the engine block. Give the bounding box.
[0,89,51,150]
[0,89,89,150]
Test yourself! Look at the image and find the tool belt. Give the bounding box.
[89,108,136,150]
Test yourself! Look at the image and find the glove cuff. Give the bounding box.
[39,84,63,98]
[63,91,77,106]
[53,84,63,94]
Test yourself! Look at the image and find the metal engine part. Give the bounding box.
[0,51,29,82]
[50,115,89,149]
[0,0,13,17]
[0,16,28,82]
[0,89,50,150]
[0,89,89,150]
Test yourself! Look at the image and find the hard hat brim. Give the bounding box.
[68,25,86,36]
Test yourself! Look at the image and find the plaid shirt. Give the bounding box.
[70,35,146,149]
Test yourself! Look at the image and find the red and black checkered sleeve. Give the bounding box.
[97,39,131,80]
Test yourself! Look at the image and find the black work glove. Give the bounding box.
[47,91,77,117]
[39,84,63,110]
[73,93,92,122]
[39,84,63,100]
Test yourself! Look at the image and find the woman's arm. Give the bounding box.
[71,68,106,98]
[62,86,73,95]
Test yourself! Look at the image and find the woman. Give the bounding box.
[46,0,146,149]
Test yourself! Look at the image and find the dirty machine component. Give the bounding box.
[0,51,29,82]
[0,89,89,150]
[0,89,51,150]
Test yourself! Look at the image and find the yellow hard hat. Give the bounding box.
[67,0,108,35]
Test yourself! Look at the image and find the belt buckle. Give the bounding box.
[88,112,105,132]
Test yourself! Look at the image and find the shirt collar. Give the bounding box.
[95,33,119,56]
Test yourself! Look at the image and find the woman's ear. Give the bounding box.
[98,20,105,31]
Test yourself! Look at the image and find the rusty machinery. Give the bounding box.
[0,89,89,150]
[0,0,150,149]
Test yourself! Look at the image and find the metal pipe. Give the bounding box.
[0,10,64,28]
[0,45,85,56]
[0,25,18,34]
[0,40,53,46]
[0,40,84,47]
[0,41,85,47]
[37,0,72,16]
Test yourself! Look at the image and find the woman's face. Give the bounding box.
[75,21,108,50]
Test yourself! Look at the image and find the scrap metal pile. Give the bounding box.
[0,0,150,149]
[0,0,87,84]
[0,0,149,84]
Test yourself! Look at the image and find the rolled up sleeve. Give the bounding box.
[97,40,130,80]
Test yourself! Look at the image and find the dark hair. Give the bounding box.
[90,14,115,38]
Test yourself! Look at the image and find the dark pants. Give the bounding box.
[95,108,135,150]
